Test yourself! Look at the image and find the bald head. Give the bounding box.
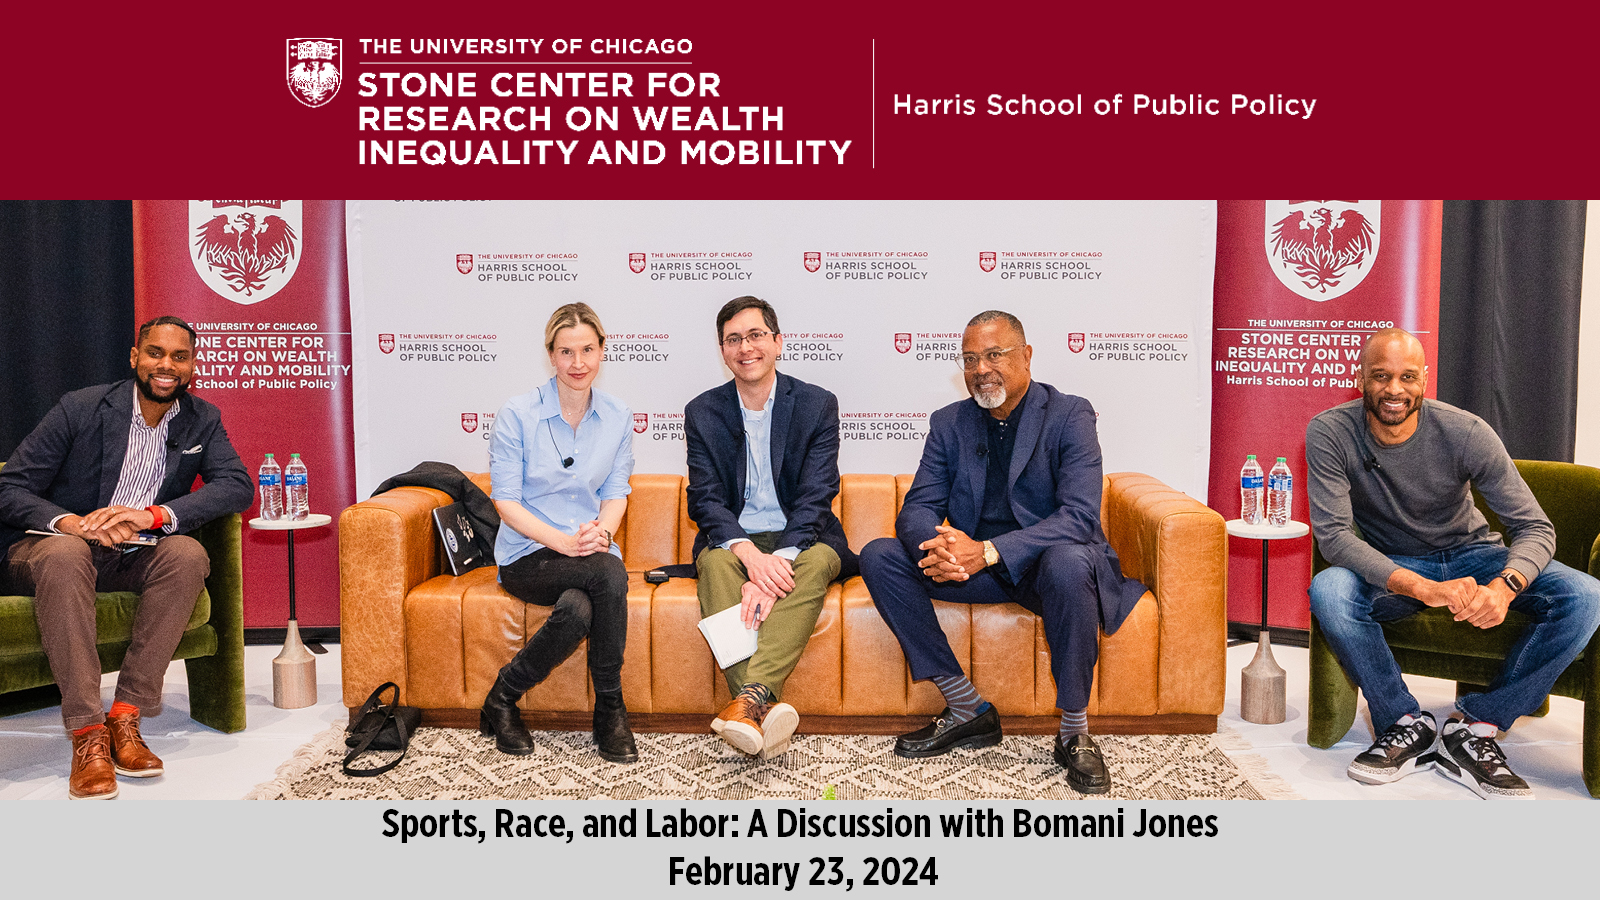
[1359,328,1427,372]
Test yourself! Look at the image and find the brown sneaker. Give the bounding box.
[69,726,119,800]
[106,708,164,778]
[713,694,767,756]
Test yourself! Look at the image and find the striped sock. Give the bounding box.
[931,674,986,724]
[1059,708,1088,740]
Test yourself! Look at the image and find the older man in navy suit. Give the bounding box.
[0,317,252,799]
[686,296,858,759]
[860,310,1146,793]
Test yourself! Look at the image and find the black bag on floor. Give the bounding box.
[343,682,422,777]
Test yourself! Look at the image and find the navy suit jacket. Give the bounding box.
[0,380,253,558]
[896,381,1147,633]
[685,372,858,579]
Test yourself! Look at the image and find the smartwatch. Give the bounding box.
[1497,569,1527,595]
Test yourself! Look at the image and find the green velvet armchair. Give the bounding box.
[1308,459,1600,797]
[0,504,246,733]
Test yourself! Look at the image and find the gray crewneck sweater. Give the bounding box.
[1305,398,1554,588]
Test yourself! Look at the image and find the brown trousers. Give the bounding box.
[2,534,210,730]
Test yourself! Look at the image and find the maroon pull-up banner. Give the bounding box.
[1209,200,1442,631]
[133,200,354,628]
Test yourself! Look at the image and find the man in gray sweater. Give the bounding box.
[1308,328,1600,799]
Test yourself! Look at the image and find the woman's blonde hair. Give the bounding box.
[544,302,607,352]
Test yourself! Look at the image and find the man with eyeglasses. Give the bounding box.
[860,310,1147,793]
[685,296,858,758]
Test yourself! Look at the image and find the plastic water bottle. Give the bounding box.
[285,453,310,520]
[1240,454,1264,525]
[1267,457,1293,526]
[257,453,283,520]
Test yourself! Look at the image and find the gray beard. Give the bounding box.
[973,386,1006,410]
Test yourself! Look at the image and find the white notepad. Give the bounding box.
[696,604,759,669]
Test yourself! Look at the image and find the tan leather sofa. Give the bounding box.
[340,472,1226,734]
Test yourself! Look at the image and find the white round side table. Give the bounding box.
[1225,518,1310,725]
[248,513,333,709]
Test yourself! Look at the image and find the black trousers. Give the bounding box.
[497,548,628,695]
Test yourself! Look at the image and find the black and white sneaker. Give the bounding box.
[1436,719,1534,800]
[1347,711,1437,785]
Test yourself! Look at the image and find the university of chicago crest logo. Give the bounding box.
[1068,333,1085,353]
[286,39,341,109]
[461,413,479,433]
[1265,200,1381,301]
[378,334,395,354]
[804,252,821,273]
[894,333,912,354]
[190,200,302,304]
[457,254,473,274]
[633,413,649,434]
[629,253,647,274]
[978,252,996,273]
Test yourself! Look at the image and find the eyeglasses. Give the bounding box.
[721,329,777,349]
[958,346,1022,371]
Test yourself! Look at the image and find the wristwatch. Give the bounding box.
[1496,569,1527,595]
[982,540,999,568]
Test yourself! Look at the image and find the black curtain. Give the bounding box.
[0,201,135,460]
[1437,200,1588,462]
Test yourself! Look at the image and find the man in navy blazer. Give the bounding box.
[0,317,252,799]
[861,310,1147,793]
[687,297,858,758]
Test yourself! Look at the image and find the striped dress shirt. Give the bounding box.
[106,385,180,532]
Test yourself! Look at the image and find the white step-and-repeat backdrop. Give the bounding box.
[348,201,1216,500]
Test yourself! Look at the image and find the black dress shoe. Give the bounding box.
[894,704,1002,758]
[1054,733,1110,794]
[593,691,639,764]
[479,674,534,756]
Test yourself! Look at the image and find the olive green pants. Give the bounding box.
[696,533,840,701]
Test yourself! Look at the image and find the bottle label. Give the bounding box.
[259,474,280,486]
[285,474,308,486]
[1241,475,1263,489]
[1269,474,1292,491]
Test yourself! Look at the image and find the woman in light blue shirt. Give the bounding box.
[483,302,637,763]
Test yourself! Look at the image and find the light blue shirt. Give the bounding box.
[724,391,798,560]
[489,378,634,568]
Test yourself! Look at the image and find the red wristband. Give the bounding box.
[145,506,164,530]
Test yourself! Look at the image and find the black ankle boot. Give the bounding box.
[593,691,638,763]
[480,674,534,756]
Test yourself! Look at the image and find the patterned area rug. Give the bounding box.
[246,726,1300,800]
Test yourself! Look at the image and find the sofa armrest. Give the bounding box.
[1102,472,1227,715]
[339,486,453,707]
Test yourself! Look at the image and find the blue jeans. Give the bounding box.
[1309,542,1600,733]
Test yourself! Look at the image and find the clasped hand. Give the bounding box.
[559,520,611,557]
[917,524,987,583]
[1417,575,1513,629]
[61,506,156,548]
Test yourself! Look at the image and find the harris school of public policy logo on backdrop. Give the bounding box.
[1265,200,1380,302]
[190,201,302,304]
[287,39,342,108]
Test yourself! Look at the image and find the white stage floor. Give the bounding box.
[0,639,1592,801]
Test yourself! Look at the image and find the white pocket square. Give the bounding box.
[182,445,203,454]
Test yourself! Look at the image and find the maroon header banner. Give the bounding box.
[133,200,354,628]
[7,4,1598,196]
[1209,200,1442,630]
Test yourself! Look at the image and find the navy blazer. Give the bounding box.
[896,381,1147,633]
[685,372,858,579]
[0,380,253,557]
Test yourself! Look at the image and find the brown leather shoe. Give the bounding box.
[106,709,164,778]
[712,695,766,756]
[69,726,119,800]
